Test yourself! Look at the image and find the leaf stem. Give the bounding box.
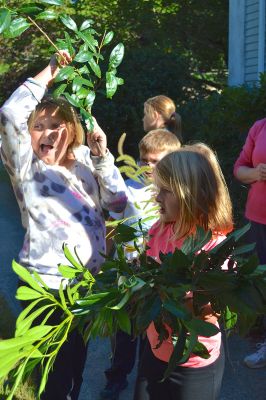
[27,16,68,64]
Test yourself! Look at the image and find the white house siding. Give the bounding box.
[244,0,259,84]
[229,0,266,86]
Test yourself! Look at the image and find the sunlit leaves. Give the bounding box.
[80,19,94,31]
[54,65,76,82]
[0,9,11,34]
[103,31,114,46]
[36,10,58,20]
[39,0,64,5]
[74,50,93,63]
[4,17,30,38]
[109,43,124,68]
[106,71,117,98]
[59,14,78,32]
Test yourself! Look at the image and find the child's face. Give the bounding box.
[143,106,157,132]
[30,108,74,166]
[155,184,179,222]
[139,150,169,179]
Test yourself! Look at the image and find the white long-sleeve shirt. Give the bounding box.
[0,79,127,289]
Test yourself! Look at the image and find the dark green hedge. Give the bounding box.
[180,74,266,225]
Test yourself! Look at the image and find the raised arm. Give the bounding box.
[33,51,72,88]
[87,118,127,213]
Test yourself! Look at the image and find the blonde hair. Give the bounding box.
[154,149,233,240]
[28,96,84,150]
[144,95,182,141]
[139,129,181,155]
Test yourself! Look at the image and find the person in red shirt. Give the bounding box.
[134,145,233,400]
[234,119,266,369]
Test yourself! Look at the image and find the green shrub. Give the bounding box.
[180,74,266,224]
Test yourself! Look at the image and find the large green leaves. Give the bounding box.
[0,8,11,34]
[109,43,124,68]
[4,17,30,38]
[60,14,78,32]
[36,10,58,20]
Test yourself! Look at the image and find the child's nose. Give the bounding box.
[44,129,58,142]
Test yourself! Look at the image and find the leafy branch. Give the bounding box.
[0,0,125,129]
[0,224,266,398]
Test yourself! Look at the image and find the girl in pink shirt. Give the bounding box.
[134,144,233,400]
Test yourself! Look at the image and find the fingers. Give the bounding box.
[56,50,72,66]
[257,163,266,181]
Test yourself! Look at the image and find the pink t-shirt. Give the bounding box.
[234,118,266,224]
[146,221,225,368]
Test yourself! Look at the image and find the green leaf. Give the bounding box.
[185,318,220,337]
[80,108,93,128]
[103,31,114,46]
[116,309,131,334]
[16,286,44,301]
[109,291,131,310]
[163,324,188,379]
[192,341,210,359]
[16,298,45,328]
[73,77,93,92]
[64,92,81,107]
[109,43,124,68]
[116,154,137,167]
[4,17,30,38]
[16,304,54,337]
[18,5,44,15]
[136,295,162,330]
[59,282,67,309]
[223,306,237,329]
[106,71,118,99]
[0,8,11,34]
[116,77,124,86]
[59,14,78,31]
[0,325,53,351]
[58,264,79,278]
[36,10,58,20]
[74,50,93,63]
[63,31,75,56]
[80,19,94,31]
[114,223,138,244]
[53,83,67,97]
[75,87,88,99]
[12,260,46,294]
[54,65,76,82]
[85,91,95,108]
[232,243,256,256]
[62,243,84,270]
[89,58,101,78]
[239,254,260,275]
[77,31,98,52]
[39,0,63,5]
[163,300,191,321]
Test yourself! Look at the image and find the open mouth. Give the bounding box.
[40,144,54,153]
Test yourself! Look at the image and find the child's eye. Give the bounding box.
[33,123,42,130]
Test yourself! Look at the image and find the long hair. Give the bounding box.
[154,149,233,240]
[144,95,182,142]
[28,96,85,150]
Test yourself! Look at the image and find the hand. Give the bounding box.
[33,50,72,87]
[254,163,266,181]
[86,117,107,157]
[49,50,72,80]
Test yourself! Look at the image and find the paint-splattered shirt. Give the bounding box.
[0,79,127,289]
